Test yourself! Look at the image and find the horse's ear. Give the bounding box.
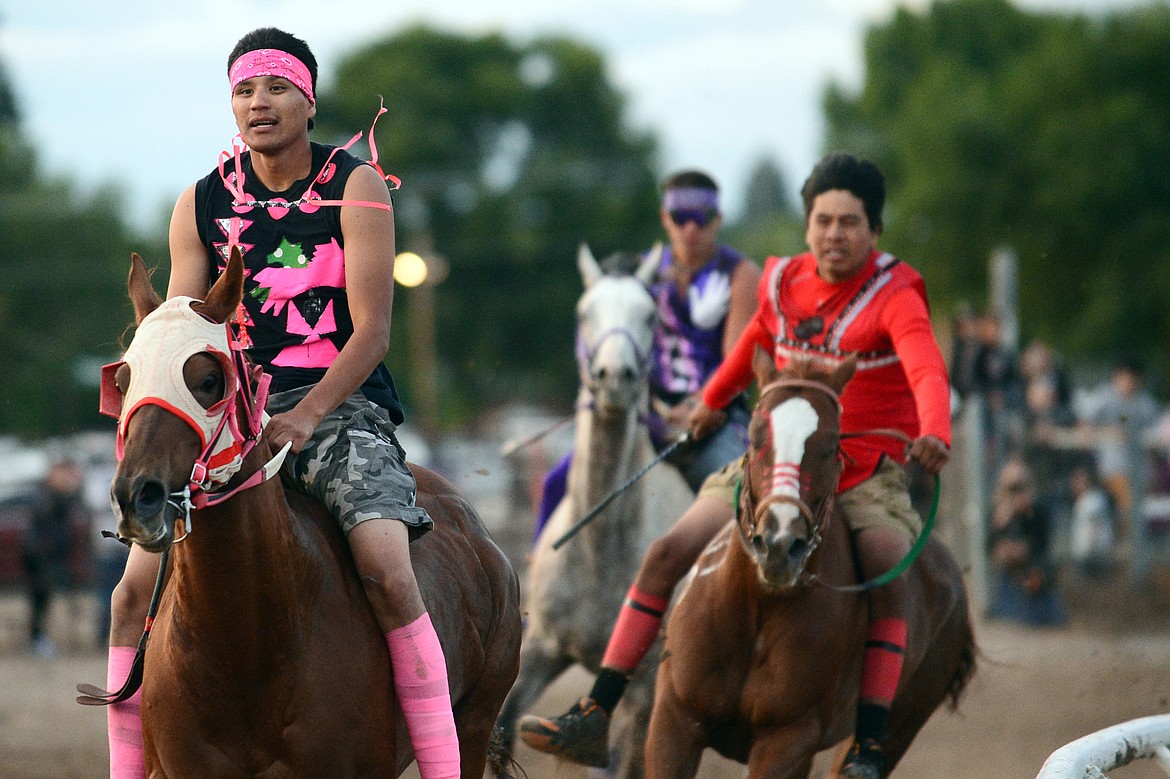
[128,253,162,325]
[752,345,778,386]
[578,243,603,288]
[635,242,663,286]
[830,354,858,391]
[195,246,244,324]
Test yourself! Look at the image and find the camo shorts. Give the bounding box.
[267,386,433,540]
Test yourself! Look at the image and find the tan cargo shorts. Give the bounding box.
[698,454,921,538]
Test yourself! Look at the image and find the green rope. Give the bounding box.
[733,471,941,593]
[828,472,939,593]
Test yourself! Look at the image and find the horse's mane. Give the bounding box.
[782,356,841,382]
[599,251,642,276]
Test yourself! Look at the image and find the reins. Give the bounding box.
[551,433,689,550]
[811,471,940,593]
[76,548,169,705]
[825,427,939,593]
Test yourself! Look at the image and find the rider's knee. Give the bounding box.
[641,534,693,592]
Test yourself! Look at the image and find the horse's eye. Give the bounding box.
[199,373,220,395]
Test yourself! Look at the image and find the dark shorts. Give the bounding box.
[267,386,433,540]
[666,403,750,492]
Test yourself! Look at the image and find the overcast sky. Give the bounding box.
[0,0,1150,231]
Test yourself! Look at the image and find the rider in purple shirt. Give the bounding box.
[533,170,760,537]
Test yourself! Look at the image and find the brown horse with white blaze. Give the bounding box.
[645,350,975,778]
[94,250,521,777]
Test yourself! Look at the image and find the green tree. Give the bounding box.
[316,26,661,425]
[823,0,1170,382]
[741,156,795,222]
[726,155,804,266]
[0,55,141,437]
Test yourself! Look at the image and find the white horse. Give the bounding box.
[494,244,694,777]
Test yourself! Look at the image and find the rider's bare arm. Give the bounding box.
[722,258,762,358]
[699,312,771,413]
[167,185,211,299]
[267,164,395,452]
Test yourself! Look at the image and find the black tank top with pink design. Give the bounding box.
[194,142,403,423]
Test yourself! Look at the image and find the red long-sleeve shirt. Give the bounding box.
[701,251,951,492]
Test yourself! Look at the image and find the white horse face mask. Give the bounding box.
[101,297,247,486]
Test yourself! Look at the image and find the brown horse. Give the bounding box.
[645,350,975,778]
[93,250,521,777]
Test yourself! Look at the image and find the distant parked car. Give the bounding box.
[0,491,36,587]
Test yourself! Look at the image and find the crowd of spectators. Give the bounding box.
[950,307,1169,627]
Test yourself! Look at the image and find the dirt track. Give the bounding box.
[1,575,1168,779]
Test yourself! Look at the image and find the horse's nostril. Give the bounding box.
[134,480,167,517]
[788,537,809,562]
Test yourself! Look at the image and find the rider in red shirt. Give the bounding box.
[519,153,950,779]
[701,243,951,493]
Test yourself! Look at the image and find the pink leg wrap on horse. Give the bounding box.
[107,646,145,779]
[387,613,459,779]
[601,585,670,673]
[859,617,908,705]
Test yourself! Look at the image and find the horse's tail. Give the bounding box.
[487,725,527,779]
[944,609,978,710]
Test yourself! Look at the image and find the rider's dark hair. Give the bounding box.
[800,153,885,231]
[227,28,318,130]
[661,169,719,194]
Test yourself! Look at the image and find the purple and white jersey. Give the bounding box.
[649,244,746,400]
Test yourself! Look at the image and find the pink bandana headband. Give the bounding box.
[229,48,315,103]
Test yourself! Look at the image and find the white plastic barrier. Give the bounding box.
[1036,714,1170,778]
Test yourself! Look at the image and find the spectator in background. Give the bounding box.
[974,312,1021,417]
[1020,339,1073,412]
[21,459,88,658]
[1067,464,1116,580]
[973,311,1022,474]
[948,303,982,400]
[987,458,1068,627]
[1086,359,1160,543]
[1021,369,1083,521]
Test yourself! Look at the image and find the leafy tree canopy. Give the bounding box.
[315,26,662,425]
[726,155,804,266]
[823,0,1170,383]
[0,61,142,437]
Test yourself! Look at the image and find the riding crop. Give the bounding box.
[552,433,689,550]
